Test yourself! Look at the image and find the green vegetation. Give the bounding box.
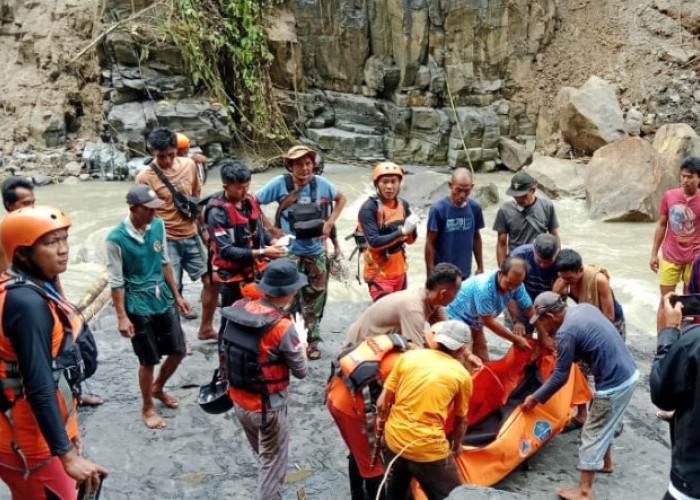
[163,0,289,147]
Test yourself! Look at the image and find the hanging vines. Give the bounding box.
[162,0,290,147]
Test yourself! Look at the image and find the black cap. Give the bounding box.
[506,172,536,197]
[256,258,308,297]
[530,292,567,324]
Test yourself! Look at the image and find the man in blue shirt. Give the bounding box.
[425,167,484,278]
[446,257,534,361]
[523,292,638,500]
[256,145,346,360]
[509,234,559,331]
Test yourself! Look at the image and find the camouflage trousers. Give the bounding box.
[293,252,329,341]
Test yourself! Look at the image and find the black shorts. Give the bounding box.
[128,308,186,366]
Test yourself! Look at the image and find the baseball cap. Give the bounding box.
[529,292,567,324]
[506,172,536,197]
[432,320,472,351]
[534,234,559,260]
[126,185,165,208]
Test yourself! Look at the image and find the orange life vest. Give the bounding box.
[0,273,82,457]
[359,197,412,281]
[223,298,293,413]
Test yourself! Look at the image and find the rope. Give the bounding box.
[445,77,476,178]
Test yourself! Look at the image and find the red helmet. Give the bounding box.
[1,205,71,260]
[372,161,403,184]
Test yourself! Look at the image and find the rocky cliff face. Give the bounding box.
[269,0,560,167]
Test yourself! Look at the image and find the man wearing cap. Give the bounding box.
[425,167,484,279]
[508,234,560,331]
[224,258,308,500]
[446,257,534,361]
[376,320,474,500]
[493,172,560,267]
[106,185,192,429]
[523,292,639,500]
[255,145,346,359]
[137,127,218,342]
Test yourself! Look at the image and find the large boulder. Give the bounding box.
[585,137,673,221]
[526,156,585,199]
[499,137,532,171]
[652,123,700,179]
[556,76,627,154]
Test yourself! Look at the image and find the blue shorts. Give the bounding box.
[167,235,206,288]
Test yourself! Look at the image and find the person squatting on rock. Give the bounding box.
[357,161,418,301]
[255,145,346,360]
[650,156,700,333]
[204,159,287,313]
[446,256,534,361]
[651,293,700,500]
[137,127,218,341]
[222,258,308,500]
[345,262,463,347]
[106,185,192,429]
[524,292,639,500]
[493,171,560,267]
[0,206,108,498]
[376,320,474,500]
[425,167,484,280]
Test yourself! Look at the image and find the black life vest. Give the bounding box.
[279,174,331,239]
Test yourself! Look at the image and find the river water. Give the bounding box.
[37,164,659,337]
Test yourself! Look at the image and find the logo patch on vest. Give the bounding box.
[154,240,162,252]
[533,420,552,442]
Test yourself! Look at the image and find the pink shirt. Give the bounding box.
[660,188,700,264]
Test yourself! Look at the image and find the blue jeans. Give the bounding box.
[167,236,206,291]
[579,371,639,470]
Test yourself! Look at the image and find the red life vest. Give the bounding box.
[208,193,266,283]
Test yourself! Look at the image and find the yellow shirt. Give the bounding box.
[383,349,472,462]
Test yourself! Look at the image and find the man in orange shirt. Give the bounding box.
[137,128,218,342]
[376,320,473,500]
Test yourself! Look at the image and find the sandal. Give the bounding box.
[563,419,584,433]
[307,341,322,361]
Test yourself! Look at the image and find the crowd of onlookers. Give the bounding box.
[0,125,698,500]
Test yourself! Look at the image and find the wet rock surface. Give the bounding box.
[71,282,672,500]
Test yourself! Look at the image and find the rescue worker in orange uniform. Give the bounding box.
[222,258,308,500]
[326,334,415,500]
[358,162,419,301]
[0,206,108,498]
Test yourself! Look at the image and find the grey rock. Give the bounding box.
[82,142,129,180]
[62,176,80,185]
[78,174,91,181]
[652,123,700,180]
[32,174,52,186]
[104,31,139,66]
[472,183,499,208]
[447,484,525,499]
[203,143,223,162]
[556,76,627,154]
[127,157,150,180]
[526,156,585,199]
[499,138,532,171]
[660,44,699,65]
[64,161,82,176]
[586,137,673,221]
[624,108,644,136]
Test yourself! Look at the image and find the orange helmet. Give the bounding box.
[372,161,403,184]
[1,205,71,260]
[176,132,190,150]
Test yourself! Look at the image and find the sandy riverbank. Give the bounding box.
[48,281,673,500]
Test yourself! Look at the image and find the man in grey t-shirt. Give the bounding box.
[493,172,560,266]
